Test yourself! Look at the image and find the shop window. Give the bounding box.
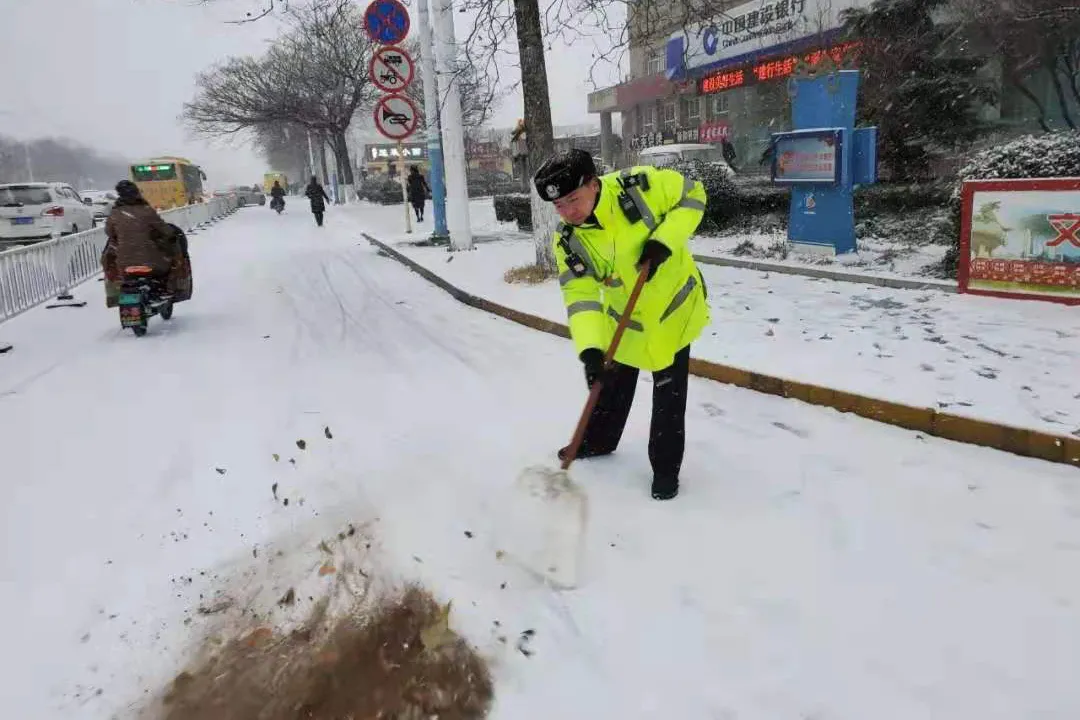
[681,97,701,125]
[646,50,663,76]
[712,93,730,116]
[640,104,656,133]
[663,101,677,129]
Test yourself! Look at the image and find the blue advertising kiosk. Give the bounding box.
[771,69,878,256]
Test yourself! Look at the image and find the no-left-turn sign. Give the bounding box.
[369,45,415,93]
[373,94,419,141]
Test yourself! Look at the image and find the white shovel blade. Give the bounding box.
[492,465,588,590]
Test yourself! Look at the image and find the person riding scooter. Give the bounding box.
[270,180,286,212]
[102,180,179,283]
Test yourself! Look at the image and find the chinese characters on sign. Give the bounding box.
[772,130,840,184]
[630,131,666,150]
[629,127,702,150]
[367,143,426,160]
[701,69,746,94]
[699,121,730,143]
[960,181,1080,305]
[1047,213,1080,248]
[675,127,700,143]
[715,0,805,37]
[697,41,860,95]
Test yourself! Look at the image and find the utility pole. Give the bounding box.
[306,130,317,181]
[431,0,472,250]
[416,0,449,243]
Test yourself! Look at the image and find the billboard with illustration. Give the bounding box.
[958,178,1080,305]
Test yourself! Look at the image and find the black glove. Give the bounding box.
[637,240,672,281]
[579,348,608,388]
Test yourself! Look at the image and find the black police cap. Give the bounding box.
[533,149,597,202]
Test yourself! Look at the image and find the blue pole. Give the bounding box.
[428,122,449,240]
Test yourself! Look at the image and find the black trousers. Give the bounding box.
[313,210,324,226]
[578,344,691,479]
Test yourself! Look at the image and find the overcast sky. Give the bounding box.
[0,0,624,188]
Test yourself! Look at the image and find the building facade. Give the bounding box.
[589,0,1073,174]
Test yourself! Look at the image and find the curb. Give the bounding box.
[692,254,959,293]
[365,234,1079,469]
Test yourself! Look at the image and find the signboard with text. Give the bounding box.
[367,142,427,161]
[699,41,859,95]
[959,178,1080,305]
[699,121,731,143]
[771,128,841,184]
[629,127,702,150]
[665,0,869,79]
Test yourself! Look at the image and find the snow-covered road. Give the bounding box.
[2,206,1079,719]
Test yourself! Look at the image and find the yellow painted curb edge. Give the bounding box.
[365,234,1079,469]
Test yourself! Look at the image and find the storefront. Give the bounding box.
[363,142,428,179]
[598,0,868,170]
[465,140,513,175]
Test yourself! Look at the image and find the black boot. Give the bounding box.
[651,475,679,501]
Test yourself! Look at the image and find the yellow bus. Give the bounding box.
[263,171,288,195]
[130,157,207,210]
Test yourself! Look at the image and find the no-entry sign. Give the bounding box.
[363,0,410,45]
[369,45,415,93]
[373,94,419,141]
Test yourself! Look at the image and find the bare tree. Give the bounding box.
[253,122,312,183]
[184,0,376,197]
[958,0,1080,130]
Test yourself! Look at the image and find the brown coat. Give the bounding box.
[104,200,177,274]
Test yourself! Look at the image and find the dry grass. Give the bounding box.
[154,585,493,720]
[503,263,557,285]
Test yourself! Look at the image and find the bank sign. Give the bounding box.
[665,0,869,79]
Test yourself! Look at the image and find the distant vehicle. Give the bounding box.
[263,172,288,195]
[130,156,207,210]
[82,190,118,223]
[0,182,97,249]
[212,185,266,207]
[637,143,736,176]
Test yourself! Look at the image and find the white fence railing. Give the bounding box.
[0,197,237,324]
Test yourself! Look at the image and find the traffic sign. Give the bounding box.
[369,45,414,93]
[373,94,419,140]
[363,0,410,45]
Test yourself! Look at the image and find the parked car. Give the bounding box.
[212,185,265,207]
[82,190,118,223]
[0,182,97,248]
[637,143,736,177]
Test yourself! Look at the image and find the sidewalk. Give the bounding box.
[351,202,1080,438]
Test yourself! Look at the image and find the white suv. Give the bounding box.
[0,182,97,249]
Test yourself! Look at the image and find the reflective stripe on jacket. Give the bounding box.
[552,165,710,372]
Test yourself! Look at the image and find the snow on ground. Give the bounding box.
[3,202,1080,719]
[691,232,951,282]
[361,199,1080,437]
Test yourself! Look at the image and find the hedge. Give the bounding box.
[492,160,951,235]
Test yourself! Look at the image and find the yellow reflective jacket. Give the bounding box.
[553,165,710,372]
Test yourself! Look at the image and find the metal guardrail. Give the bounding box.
[0,197,237,324]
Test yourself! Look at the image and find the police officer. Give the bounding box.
[533,149,710,500]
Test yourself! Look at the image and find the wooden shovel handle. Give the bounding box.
[560,259,652,471]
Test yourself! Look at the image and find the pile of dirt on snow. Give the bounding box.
[155,584,493,719]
